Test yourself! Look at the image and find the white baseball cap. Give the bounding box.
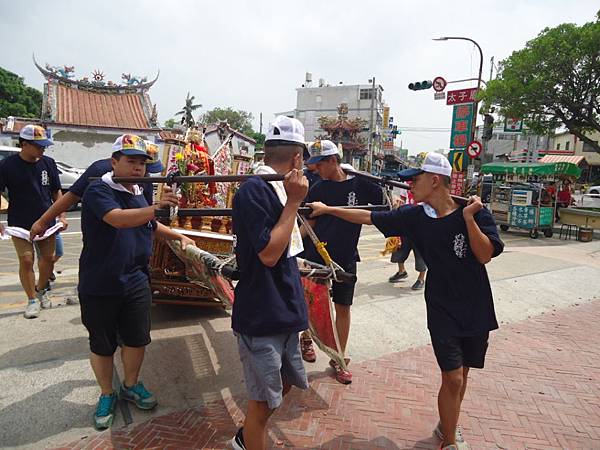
[306,140,340,164]
[265,115,305,145]
[19,124,53,147]
[398,152,452,179]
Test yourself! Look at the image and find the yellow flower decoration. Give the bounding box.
[175,152,184,161]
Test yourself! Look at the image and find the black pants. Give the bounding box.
[80,282,152,356]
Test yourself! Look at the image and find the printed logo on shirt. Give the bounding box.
[347,191,357,206]
[41,170,49,186]
[453,233,467,258]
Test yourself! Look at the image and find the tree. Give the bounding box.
[250,131,265,150]
[481,14,600,152]
[163,118,176,128]
[175,92,202,128]
[0,67,43,118]
[201,107,254,135]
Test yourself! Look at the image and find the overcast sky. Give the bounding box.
[1,0,598,154]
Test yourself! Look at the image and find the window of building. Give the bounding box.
[315,95,322,104]
[556,143,561,150]
[360,89,372,100]
[583,140,598,152]
[565,141,570,151]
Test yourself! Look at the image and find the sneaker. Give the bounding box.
[329,359,352,384]
[66,297,79,305]
[94,392,117,430]
[411,279,425,290]
[37,289,52,309]
[388,271,408,283]
[433,421,464,443]
[231,427,247,450]
[301,337,317,363]
[440,442,470,450]
[24,299,41,319]
[119,381,158,410]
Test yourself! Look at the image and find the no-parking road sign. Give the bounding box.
[466,140,483,158]
[433,76,447,92]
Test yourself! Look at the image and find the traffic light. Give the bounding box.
[408,80,433,91]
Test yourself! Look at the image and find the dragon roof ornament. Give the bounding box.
[33,54,159,92]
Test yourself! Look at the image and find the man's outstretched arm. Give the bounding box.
[307,201,373,225]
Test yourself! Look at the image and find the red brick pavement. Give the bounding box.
[54,300,600,450]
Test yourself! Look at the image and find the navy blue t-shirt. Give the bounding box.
[70,158,154,206]
[371,205,504,337]
[0,154,61,229]
[303,176,383,268]
[78,180,156,296]
[304,168,321,188]
[231,176,308,336]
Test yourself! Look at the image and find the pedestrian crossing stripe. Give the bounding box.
[452,152,464,171]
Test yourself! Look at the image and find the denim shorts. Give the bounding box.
[236,332,309,410]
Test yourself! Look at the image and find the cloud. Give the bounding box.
[1,0,598,154]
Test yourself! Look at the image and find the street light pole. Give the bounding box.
[368,76,376,172]
[433,36,484,143]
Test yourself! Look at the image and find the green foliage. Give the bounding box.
[0,67,43,118]
[481,16,600,152]
[249,131,265,150]
[201,107,254,135]
[163,118,176,128]
[175,92,202,128]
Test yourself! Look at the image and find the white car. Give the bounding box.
[588,185,600,195]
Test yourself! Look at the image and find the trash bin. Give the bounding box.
[578,226,593,242]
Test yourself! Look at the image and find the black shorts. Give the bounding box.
[79,282,152,356]
[430,332,489,372]
[331,261,357,306]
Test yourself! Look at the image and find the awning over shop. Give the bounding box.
[539,155,586,166]
[480,162,582,178]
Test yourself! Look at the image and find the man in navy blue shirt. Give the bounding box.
[230,116,309,450]
[29,140,163,240]
[308,152,504,450]
[77,134,194,430]
[0,124,64,319]
[300,140,383,385]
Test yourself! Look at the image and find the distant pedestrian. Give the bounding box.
[388,185,427,290]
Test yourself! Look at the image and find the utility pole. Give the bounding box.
[368,77,376,173]
[259,112,263,134]
[489,56,494,81]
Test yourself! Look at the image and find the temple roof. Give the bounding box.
[35,56,159,131]
[50,82,155,130]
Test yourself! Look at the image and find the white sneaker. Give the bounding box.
[434,422,464,442]
[24,300,41,319]
[37,289,52,309]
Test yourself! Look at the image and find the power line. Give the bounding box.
[398,127,451,132]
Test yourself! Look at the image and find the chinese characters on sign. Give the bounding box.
[446,88,478,106]
[450,172,465,196]
[510,205,537,229]
[449,103,474,150]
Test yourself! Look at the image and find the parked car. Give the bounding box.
[587,185,600,195]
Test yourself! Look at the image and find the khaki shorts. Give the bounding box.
[12,235,55,259]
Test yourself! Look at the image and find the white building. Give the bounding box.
[279,74,386,167]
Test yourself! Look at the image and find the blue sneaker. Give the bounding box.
[119,381,157,410]
[94,392,117,430]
